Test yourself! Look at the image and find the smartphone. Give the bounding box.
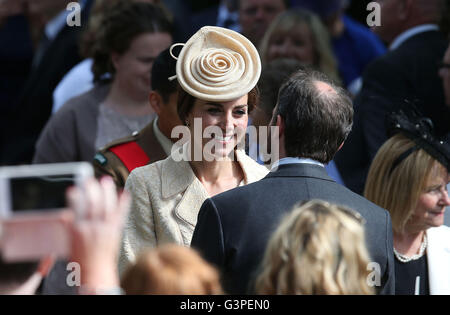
[0,162,93,262]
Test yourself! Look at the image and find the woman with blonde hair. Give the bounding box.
[364,111,450,295]
[121,245,223,295]
[255,200,374,295]
[259,9,341,84]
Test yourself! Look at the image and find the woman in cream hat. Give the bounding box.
[119,26,269,274]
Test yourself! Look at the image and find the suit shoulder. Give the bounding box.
[342,186,389,216]
[210,177,266,209]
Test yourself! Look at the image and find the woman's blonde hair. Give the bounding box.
[259,9,341,84]
[364,133,444,233]
[121,245,223,295]
[255,200,373,295]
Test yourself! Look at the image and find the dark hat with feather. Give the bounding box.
[386,109,450,174]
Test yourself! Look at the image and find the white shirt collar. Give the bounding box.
[152,117,173,156]
[389,24,439,51]
[271,157,325,171]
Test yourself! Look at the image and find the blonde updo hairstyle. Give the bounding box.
[255,200,374,295]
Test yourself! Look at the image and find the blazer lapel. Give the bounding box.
[174,180,209,228]
[427,227,450,294]
[235,149,268,184]
[161,149,267,228]
[161,156,209,228]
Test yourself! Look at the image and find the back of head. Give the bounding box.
[81,0,124,58]
[121,245,223,295]
[91,1,173,82]
[151,47,179,103]
[257,58,307,119]
[275,69,353,163]
[255,200,373,295]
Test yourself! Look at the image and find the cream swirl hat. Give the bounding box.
[171,26,261,102]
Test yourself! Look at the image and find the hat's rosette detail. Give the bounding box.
[175,26,261,102]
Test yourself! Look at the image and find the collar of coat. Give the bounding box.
[161,149,265,199]
[159,149,267,227]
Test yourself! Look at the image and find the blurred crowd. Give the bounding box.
[0,0,449,296]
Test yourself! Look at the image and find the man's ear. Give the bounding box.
[337,141,345,152]
[149,91,162,115]
[111,52,121,71]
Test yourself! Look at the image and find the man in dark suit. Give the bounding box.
[334,0,450,194]
[191,69,395,295]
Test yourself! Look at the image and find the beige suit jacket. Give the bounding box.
[119,149,269,274]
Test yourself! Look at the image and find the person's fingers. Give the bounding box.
[66,186,82,217]
[58,209,75,224]
[84,178,104,221]
[100,176,117,220]
[37,255,55,277]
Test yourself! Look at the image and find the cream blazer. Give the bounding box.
[119,149,269,274]
[427,225,450,294]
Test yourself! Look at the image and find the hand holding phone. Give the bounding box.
[0,162,93,262]
[67,176,131,290]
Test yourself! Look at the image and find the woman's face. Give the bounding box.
[408,166,450,231]
[112,32,172,100]
[266,23,316,65]
[186,95,249,160]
